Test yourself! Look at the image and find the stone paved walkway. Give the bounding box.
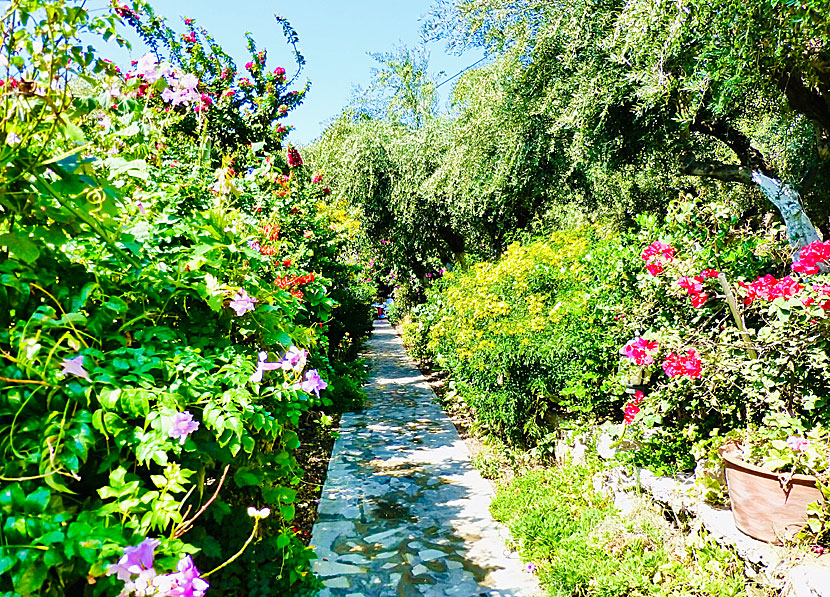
[310,320,541,596]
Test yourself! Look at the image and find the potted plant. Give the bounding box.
[718,423,828,544]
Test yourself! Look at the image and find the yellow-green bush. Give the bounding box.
[417,228,639,443]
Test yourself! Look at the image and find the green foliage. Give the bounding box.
[0,2,369,595]
[491,463,757,597]
[415,228,637,443]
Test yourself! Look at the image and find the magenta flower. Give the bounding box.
[279,346,308,372]
[229,288,257,316]
[250,351,281,383]
[524,562,537,574]
[107,538,160,581]
[620,337,659,366]
[60,354,89,380]
[293,369,328,398]
[661,349,702,379]
[165,411,200,444]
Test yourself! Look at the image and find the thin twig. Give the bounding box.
[172,464,230,538]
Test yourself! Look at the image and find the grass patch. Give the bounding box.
[491,461,769,597]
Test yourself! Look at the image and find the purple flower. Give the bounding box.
[293,368,328,398]
[246,239,261,252]
[151,556,209,597]
[524,562,537,574]
[60,354,89,380]
[229,288,257,316]
[279,346,308,372]
[250,351,281,383]
[107,538,160,581]
[165,411,200,444]
[133,53,159,81]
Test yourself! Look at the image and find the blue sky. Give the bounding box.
[93,1,482,145]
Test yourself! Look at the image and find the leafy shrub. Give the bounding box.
[0,3,369,595]
[414,228,638,443]
[491,463,754,597]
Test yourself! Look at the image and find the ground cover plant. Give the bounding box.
[0,1,372,595]
[490,460,765,597]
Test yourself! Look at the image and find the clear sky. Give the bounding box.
[91,1,483,146]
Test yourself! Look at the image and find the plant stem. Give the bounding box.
[717,273,759,361]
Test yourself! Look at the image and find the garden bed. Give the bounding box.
[568,433,830,596]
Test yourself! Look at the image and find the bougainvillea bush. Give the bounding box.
[616,198,830,476]
[0,1,370,595]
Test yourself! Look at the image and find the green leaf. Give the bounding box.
[0,233,40,265]
[233,469,262,488]
[24,487,51,514]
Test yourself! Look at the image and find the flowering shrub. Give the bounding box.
[0,2,370,595]
[614,197,830,475]
[409,229,638,442]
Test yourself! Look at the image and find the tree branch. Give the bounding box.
[690,117,772,173]
[680,156,753,184]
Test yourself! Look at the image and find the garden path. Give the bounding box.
[310,319,541,596]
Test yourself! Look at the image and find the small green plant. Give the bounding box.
[491,461,765,597]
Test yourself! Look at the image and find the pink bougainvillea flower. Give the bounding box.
[60,355,89,380]
[229,288,257,316]
[311,172,323,184]
[623,391,645,424]
[107,538,160,581]
[677,276,704,294]
[689,292,708,308]
[641,241,675,276]
[294,369,328,398]
[793,240,830,275]
[621,337,659,366]
[245,61,254,70]
[662,349,702,379]
[786,436,809,453]
[740,274,804,305]
[700,268,720,278]
[165,411,200,444]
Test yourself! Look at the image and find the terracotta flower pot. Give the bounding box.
[719,443,824,544]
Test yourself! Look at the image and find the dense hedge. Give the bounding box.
[0,2,371,595]
[405,194,830,477]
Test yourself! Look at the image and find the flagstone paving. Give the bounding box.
[310,319,541,596]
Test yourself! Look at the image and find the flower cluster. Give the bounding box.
[274,273,316,300]
[620,337,659,365]
[677,269,719,308]
[163,411,200,444]
[661,349,702,379]
[128,53,203,109]
[293,369,328,398]
[623,390,645,424]
[792,240,830,275]
[287,147,303,168]
[738,274,803,305]
[641,241,675,275]
[108,538,208,597]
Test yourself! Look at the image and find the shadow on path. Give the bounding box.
[310,320,542,596]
